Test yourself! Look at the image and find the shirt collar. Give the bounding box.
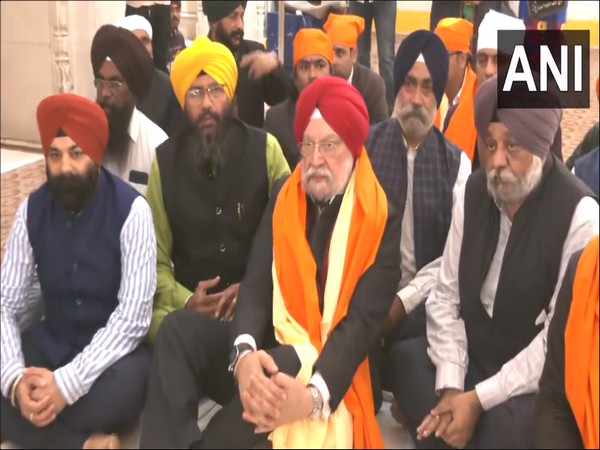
[347,65,354,84]
[452,69,469,106]
[128,107,141,144]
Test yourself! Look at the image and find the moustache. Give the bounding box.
[195,110,220,127]
[304,166,333,182]
[489,168,518,185]
[231,29,244,40]
[400,104,429,124]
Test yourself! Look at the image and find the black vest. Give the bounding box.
[366,119,461,270]
[459,154,591,376]
[157,120,268,294]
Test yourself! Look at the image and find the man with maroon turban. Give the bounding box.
[139,76,400,448]
[0,93,156,449]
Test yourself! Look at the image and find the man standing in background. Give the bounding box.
[126,1,171,73]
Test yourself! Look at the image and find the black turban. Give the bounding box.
[91,24,154,100]
[393,30,448,107]
[202,1,247,24]
[474,75,562,159]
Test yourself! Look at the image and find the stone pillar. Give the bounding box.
[196,0,206,37]
[49,0,74,93]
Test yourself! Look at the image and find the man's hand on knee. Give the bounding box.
[438,390,482,449]
[236,350,286,428]
[15,371,57,428]
[24,367,66,418]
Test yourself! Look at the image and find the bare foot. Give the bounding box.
[82,433,120,449]
[390,400,407,426]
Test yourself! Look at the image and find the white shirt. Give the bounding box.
[397,140,472,314]
[0,196,157,404]
[426,184,599,411]
[102,108,168,196]
[347,66,354,85]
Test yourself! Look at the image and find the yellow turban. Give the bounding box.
[170,36,238,107]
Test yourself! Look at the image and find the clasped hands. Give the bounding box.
[235,350,315,434]
[14,367,66,428]
[416,388,483,449]
[186,277,239,321]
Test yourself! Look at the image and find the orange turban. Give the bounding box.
[435,17,473,54]
[37,93,108,165]
[293,28,333,66]
[323,13,365,48]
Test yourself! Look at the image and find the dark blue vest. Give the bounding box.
[27,167,139,367]
[366,119,462,271]
[574,146,599,197]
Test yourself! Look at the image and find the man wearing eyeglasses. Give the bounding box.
[141,36,289,348]
[91,24,168,196]
[140,75,401,449]
[265,28,334,169]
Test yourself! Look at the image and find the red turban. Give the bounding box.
[294,76,369,158]
[37,93,108,165]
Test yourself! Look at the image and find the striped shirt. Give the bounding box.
[1,196,156,404]
[426,184,599,411]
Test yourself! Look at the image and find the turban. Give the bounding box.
[115,14,153,39]
[91,24,154,100]
[473,75,562,159]
[393,30,448,107]
[293,28,334,66]
[477,10,525,54]
[323,13,365,49]
[202,1,247,23]
[295,76,369,158]
[434,17,473,54]
[170,36,238,107]
[37,93,108,166]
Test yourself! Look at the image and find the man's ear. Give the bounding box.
[350,47,359,64]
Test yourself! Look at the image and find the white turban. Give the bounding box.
[477,10,525,54]
[115,15,153,40]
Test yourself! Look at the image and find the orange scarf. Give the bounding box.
[565,235,599,449]
[434,67,478,161]
[272,149,387,448]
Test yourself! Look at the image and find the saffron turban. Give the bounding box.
[202,1,247,23]
[115,14,153,39]
[37,93,108,165]
[393,30,448,107]
[293,28,334,66]
[323,13,365,49]
[473,75,562,158]
[295,76,369,158]
[434,17,473,54]
[170,36,238,107]
[91,24,154,100]
[477,10,525,53]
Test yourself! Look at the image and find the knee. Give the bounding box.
[155,309,194,344]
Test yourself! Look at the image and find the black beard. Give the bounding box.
[46,164,99,214]
[187,104,234,173]
[215,22,244,53]
[99,100,135,162]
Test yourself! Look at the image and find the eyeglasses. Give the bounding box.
[297,140,342,157]
[185,84,226,103]
[94,78,124,92]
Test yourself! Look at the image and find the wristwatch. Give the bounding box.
[228,343,254,373]
[308,384,324,420]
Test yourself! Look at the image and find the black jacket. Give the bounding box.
[352,63,389,125]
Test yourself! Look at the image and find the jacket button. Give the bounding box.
[66,221,72,228]
[75,299,82,306]
[219,244,226,253]
[216,206,222,215]
[72,263,78,272]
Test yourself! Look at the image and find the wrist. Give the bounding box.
[10,373,24,408]
[307,384,324,419]
[184,293,194,309]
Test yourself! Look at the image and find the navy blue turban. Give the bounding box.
[393,30,449,107]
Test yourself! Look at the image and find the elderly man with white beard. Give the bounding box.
[391,75,599,449]
[364,30,471,413]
